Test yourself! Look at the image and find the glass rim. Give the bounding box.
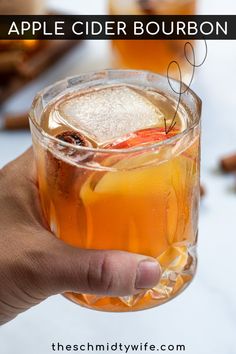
[29,69,201,155]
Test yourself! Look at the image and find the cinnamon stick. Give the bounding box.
[0,51,24,74]
[220,154,236,173]
[200,185,205,198]
[3,112,29,130]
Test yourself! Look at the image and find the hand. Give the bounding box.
[0,149,161,325]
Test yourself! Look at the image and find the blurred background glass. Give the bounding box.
[109,0,196,81]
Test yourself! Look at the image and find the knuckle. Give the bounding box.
[0,163,15,181]
[0,166,20,201]
[0,167,5,181]
[87,253,117,294]
[0,167,9,190]
[101,254,118,293]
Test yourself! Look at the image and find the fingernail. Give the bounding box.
[135,260,161,289]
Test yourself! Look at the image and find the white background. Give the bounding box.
[0,1,236,354]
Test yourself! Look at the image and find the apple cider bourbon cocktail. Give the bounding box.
[30,70,201,312]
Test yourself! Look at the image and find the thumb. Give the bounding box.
[38,237,161,297]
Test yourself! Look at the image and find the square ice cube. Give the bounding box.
[57,85,164,144]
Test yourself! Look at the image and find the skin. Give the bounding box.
[0,148,161,325]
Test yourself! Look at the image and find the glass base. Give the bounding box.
[64,246,197,312]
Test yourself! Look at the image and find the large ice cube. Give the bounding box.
[56,85,164,145]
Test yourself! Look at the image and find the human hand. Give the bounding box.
[0,149,161,325]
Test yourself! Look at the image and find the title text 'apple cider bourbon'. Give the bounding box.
[30,70,201,312]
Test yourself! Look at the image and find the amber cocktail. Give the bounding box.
[30,70,201,312]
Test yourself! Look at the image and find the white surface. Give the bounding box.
[1,1,236,354]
